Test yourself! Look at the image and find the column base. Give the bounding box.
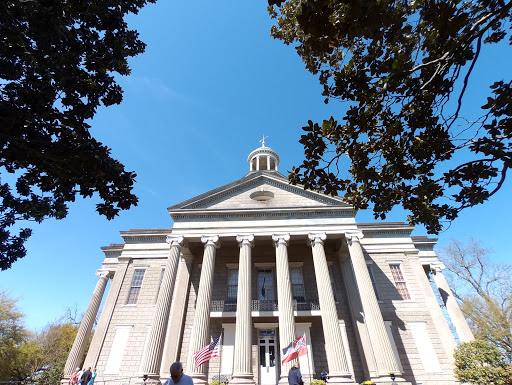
[325,372,356,384]
[230,373,255,385]
[189,373,208,385]
[136,375,162,385]
[369,375,410,385]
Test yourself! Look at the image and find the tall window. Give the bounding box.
[127,269,145,304]
[227,269,238,303]
[367,264,380,300]
[290,267,305,302]
[389,264,411,300]
[258,270,274,301]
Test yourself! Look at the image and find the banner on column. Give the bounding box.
[281,332,307,365]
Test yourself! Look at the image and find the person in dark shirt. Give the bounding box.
[288,363,304,385]
[80,368,92,385]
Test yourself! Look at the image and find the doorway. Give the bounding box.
[258,329,277,385]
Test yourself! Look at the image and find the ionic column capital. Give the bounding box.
[201,235,221,248]
[307,233,327,247]
[166,235,185,248]
[272,233,290,247]
[236,234,255,248]
[345,231,364,245]
[430,261,446,273]
[95,269,111,279]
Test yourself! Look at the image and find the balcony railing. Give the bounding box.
[211,299,321,312]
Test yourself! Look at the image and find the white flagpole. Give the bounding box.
[218,333,223,384]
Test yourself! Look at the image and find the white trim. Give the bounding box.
[255,262,275,269]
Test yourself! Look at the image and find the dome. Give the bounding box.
[247,136,280,172]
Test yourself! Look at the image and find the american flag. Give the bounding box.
[194,336,221,368]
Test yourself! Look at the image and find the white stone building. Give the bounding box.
[63,144,473,385]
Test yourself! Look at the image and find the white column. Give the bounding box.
[431,262,474,342]
[63,270,110,378]
[189,236,221,385]
[267,155,271,170]
[140,236,184,380]
[272,234,296,384]
[256,156,260,171]
[345,232,403,382]
[232,235,255,385]
[308,234,354,384]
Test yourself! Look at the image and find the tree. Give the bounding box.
[440,238,512,361]
[0,291,78,384]
[268,0,512,234]
[0,290,29,380]
[0,0,158,270]
[36,323,78,385]
[454,340,512,385]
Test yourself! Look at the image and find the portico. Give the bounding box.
[63,143,469,385]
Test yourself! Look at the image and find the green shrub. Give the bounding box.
[454,340,512,385]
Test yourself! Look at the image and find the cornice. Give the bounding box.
[170,207,356,221]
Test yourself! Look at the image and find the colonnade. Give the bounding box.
[63,232,464,385]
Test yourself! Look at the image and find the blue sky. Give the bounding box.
[1,1,510,331]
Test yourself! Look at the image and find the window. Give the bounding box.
[389,264,411,300]
[258,270,274,301]
[290,267,305,302]
[367,264,380,300]
[127,269,145,304]
[227,269,238,303]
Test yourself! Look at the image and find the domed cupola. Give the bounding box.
[247,136,280,172]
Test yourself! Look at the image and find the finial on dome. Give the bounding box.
[259,134,268,147]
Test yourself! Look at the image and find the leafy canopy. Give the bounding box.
[454,340,512,385]
[0,291,78,384]
[0,0,157,270]
[268,0,512,233]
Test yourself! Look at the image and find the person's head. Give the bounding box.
[88,368,91,371]
[170,362,184,384]
[294,362,300,369]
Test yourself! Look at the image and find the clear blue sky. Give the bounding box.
[1,1,510,331]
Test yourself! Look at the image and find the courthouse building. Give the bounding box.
[63,143,473,385]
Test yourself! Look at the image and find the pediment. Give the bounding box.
[168,172,351,213]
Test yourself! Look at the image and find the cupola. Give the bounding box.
[247,136,280,172]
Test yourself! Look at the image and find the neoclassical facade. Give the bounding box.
[63,144,472,385]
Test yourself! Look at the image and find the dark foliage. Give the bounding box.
[0,0,156,269]
[269,0,512,233]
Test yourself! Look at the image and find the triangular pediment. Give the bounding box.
[168,171,351,213]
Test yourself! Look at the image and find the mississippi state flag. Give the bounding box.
[281,332,307,365]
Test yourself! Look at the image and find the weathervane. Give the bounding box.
[259,134,268,147]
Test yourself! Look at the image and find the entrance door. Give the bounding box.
[259,329,277,385]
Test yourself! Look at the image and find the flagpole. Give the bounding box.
[304,331,312,385]
[218,332,224,384]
